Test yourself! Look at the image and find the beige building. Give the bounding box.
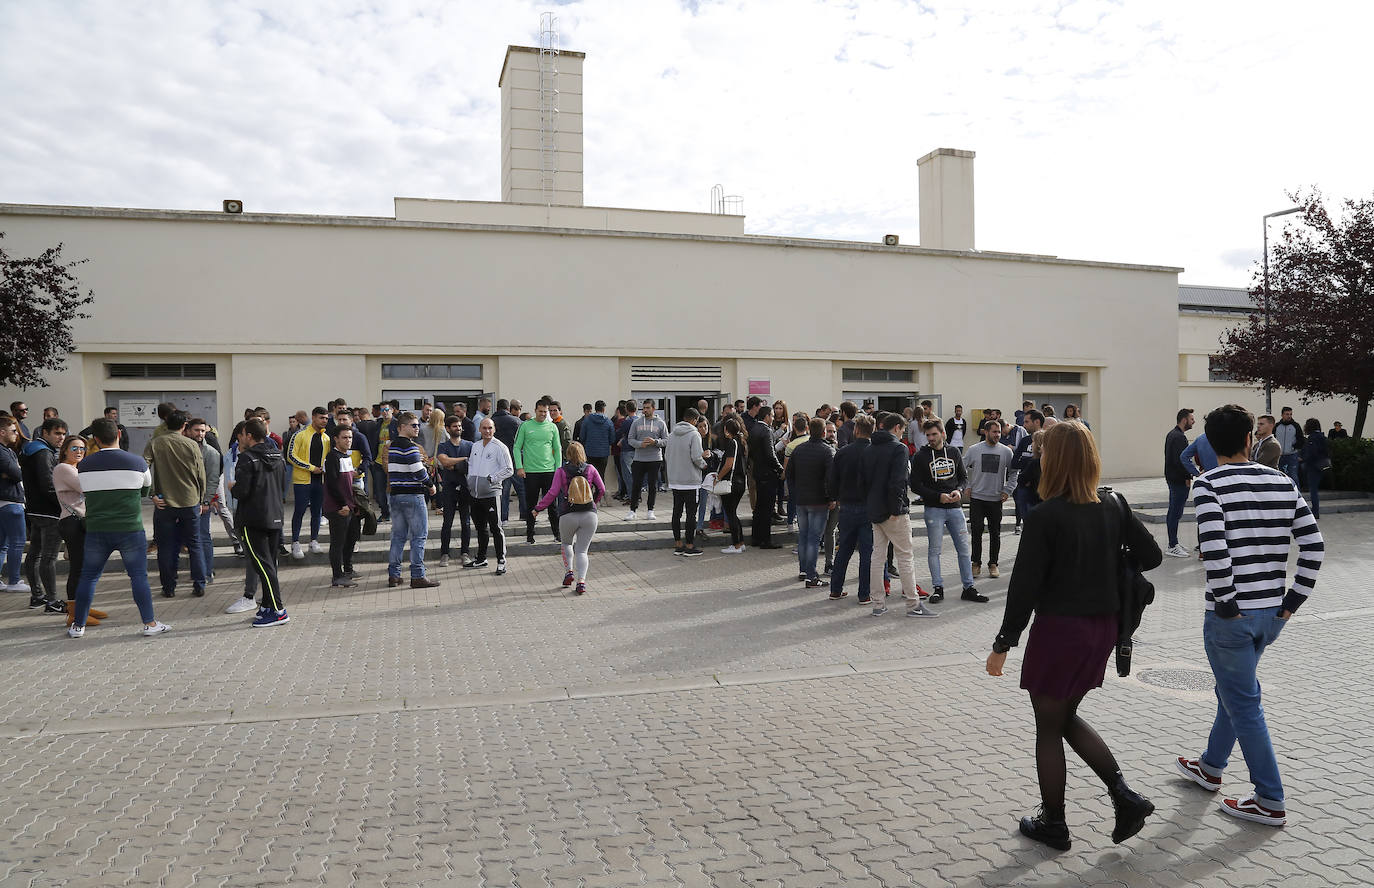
[1178,285,1355,431]
[1,45,1192,476]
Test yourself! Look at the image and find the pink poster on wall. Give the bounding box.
[747,378,771,396]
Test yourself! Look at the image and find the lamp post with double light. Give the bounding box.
[1262,205,1304,413]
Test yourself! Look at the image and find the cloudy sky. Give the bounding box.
[2,0,1368,284]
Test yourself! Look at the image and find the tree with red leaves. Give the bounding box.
[0,233,94,391]
[1214,189,1374,438]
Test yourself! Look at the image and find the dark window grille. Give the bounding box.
[841,368,914,383]
[1022,370,1083,386]
[382,364,481,380]
[106,363,216,379]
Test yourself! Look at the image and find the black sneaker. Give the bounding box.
[495,561,507,576]
[805,578,825,588]
[929,586,945,603]
[43,599,67,614]
[797,573,808,582]
[467,559,488,569]
[526,535,536,545]
[1019,809,1071,851]
[192,585,206,598]
[681,547,704,557]
[962,586,989,603]
[28,597,44,609]
[162,589,176,598]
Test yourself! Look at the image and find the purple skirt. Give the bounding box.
[1020,612,1118,699]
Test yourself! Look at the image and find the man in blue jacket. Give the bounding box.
[578,400,615,483]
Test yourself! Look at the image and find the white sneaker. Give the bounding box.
[308,540,322,554]
[225,596,258,614]
[67,624,85,638]
[646,510,656,521]
[439,554,450,567]
[291,541,304,559]
[721,545,743,554]
[6,580,31,594]
[1166,544,1190,558]
[623,511,637,521]
[141,621,171,637]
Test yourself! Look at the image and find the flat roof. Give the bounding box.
[0,202,1184,275]
[1178,284,1254,312]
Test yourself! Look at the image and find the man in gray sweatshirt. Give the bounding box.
[625,399,669,520]
[665,408,708,554]
[962,421,1015,578]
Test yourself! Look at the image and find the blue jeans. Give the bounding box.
[501,475,525,523]
[697,487,710,528]
[153,505,205,594]
[1278,453,1301,487]
[388,494,428,578]
[196,508,214,580]
[1165,481,1190,548]
[1304,464,1323,518]
[1201,607,1287,807]
[924,506,974,590]
[830,504,873,600]
[291,478,323,542]
[0,503,25,585]
[74,529,156,627]
[796,504,827,580]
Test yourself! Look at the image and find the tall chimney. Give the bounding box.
[917,148,975,250]
[499,45,585,206]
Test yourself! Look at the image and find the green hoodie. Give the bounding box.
[513,418,560,473]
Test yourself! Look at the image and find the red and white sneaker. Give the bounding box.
[1219,794,1286,827]
[1175,757,1222,791]
[915,583,929,599]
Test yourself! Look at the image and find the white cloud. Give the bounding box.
[1,0,1370,284]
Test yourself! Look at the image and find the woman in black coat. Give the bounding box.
[986,421,1162,851]
[1300,418,1330,518]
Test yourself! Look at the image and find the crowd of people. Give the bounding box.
[0,393,1335,847]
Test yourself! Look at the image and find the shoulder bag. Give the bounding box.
[1109,490,1155,677]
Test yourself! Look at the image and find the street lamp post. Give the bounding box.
[1262,205,1304,414]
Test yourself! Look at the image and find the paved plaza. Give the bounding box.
[1,480,1369,887]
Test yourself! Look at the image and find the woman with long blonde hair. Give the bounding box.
[986,421,1162,851]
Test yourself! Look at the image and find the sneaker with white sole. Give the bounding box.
[308,540,322,554]
[5,580,31,594]
[495,561,507,576]
[646,511,656,521]
[905,602,940,617]
[141,621,171,636]
[67,624,85,638]
[1174,757,1222,791]
[439,554,450,567]
[225,596,258,614]
[1218,794,1286,826]
[623,511,637,521]
[252,610,290,628]
[721,545,743,554]
[1165,544,1191,558]
[291,541,304,560]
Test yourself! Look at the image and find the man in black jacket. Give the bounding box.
[1163,409,1195,558]
[858,413,937,617]
[912,419,981,604]
[20,418,67,612]
[491,400,523,522]
[744,397,783,549]
[826,413,877,602]
[232,418,289,627]
[786,417,834,587]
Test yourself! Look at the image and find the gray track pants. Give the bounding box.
[559,510,599,581]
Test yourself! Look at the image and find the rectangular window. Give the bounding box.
[841,368,914,383]
[106,363,216,380]
[382,364,481,380]
[1022,370,1083,386]
[1208,357,1236,382]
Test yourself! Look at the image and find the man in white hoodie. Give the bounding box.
[665,407,708,556]
[465,418,514,575]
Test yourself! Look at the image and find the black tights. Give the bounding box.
[1030,693,1119,816]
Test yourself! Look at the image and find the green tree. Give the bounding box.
[0,232,94,390]
[1214,189,1374,437]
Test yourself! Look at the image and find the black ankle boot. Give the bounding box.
[1108,773,1155,843]
[1019,807,1071,851]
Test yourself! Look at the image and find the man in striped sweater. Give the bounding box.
[1174,404,1324,828]
[69,419,170,638]
[387,412,440,588]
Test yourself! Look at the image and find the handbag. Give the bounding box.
[1109,490,1155,677]
[712,443,736,496]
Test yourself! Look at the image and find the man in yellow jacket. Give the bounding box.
[288,407,330,559]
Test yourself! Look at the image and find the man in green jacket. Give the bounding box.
[514,399,563,545]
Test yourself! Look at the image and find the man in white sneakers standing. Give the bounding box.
[466,418,514,575]
[1174,404,1323,828]
[962,420,1015,579]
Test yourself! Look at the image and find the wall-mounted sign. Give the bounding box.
[747,378,771,396]
[120,399,162,428]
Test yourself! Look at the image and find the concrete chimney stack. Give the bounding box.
[499,45,585,206]
[917,148,975,250]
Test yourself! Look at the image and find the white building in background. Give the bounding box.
[0,44,1195,475]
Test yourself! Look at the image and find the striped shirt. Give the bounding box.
[78,448,153,533]
[1193,462,1323,617]
[387,436,430,495]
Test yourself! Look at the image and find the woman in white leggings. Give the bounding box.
[531,443,606,595]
